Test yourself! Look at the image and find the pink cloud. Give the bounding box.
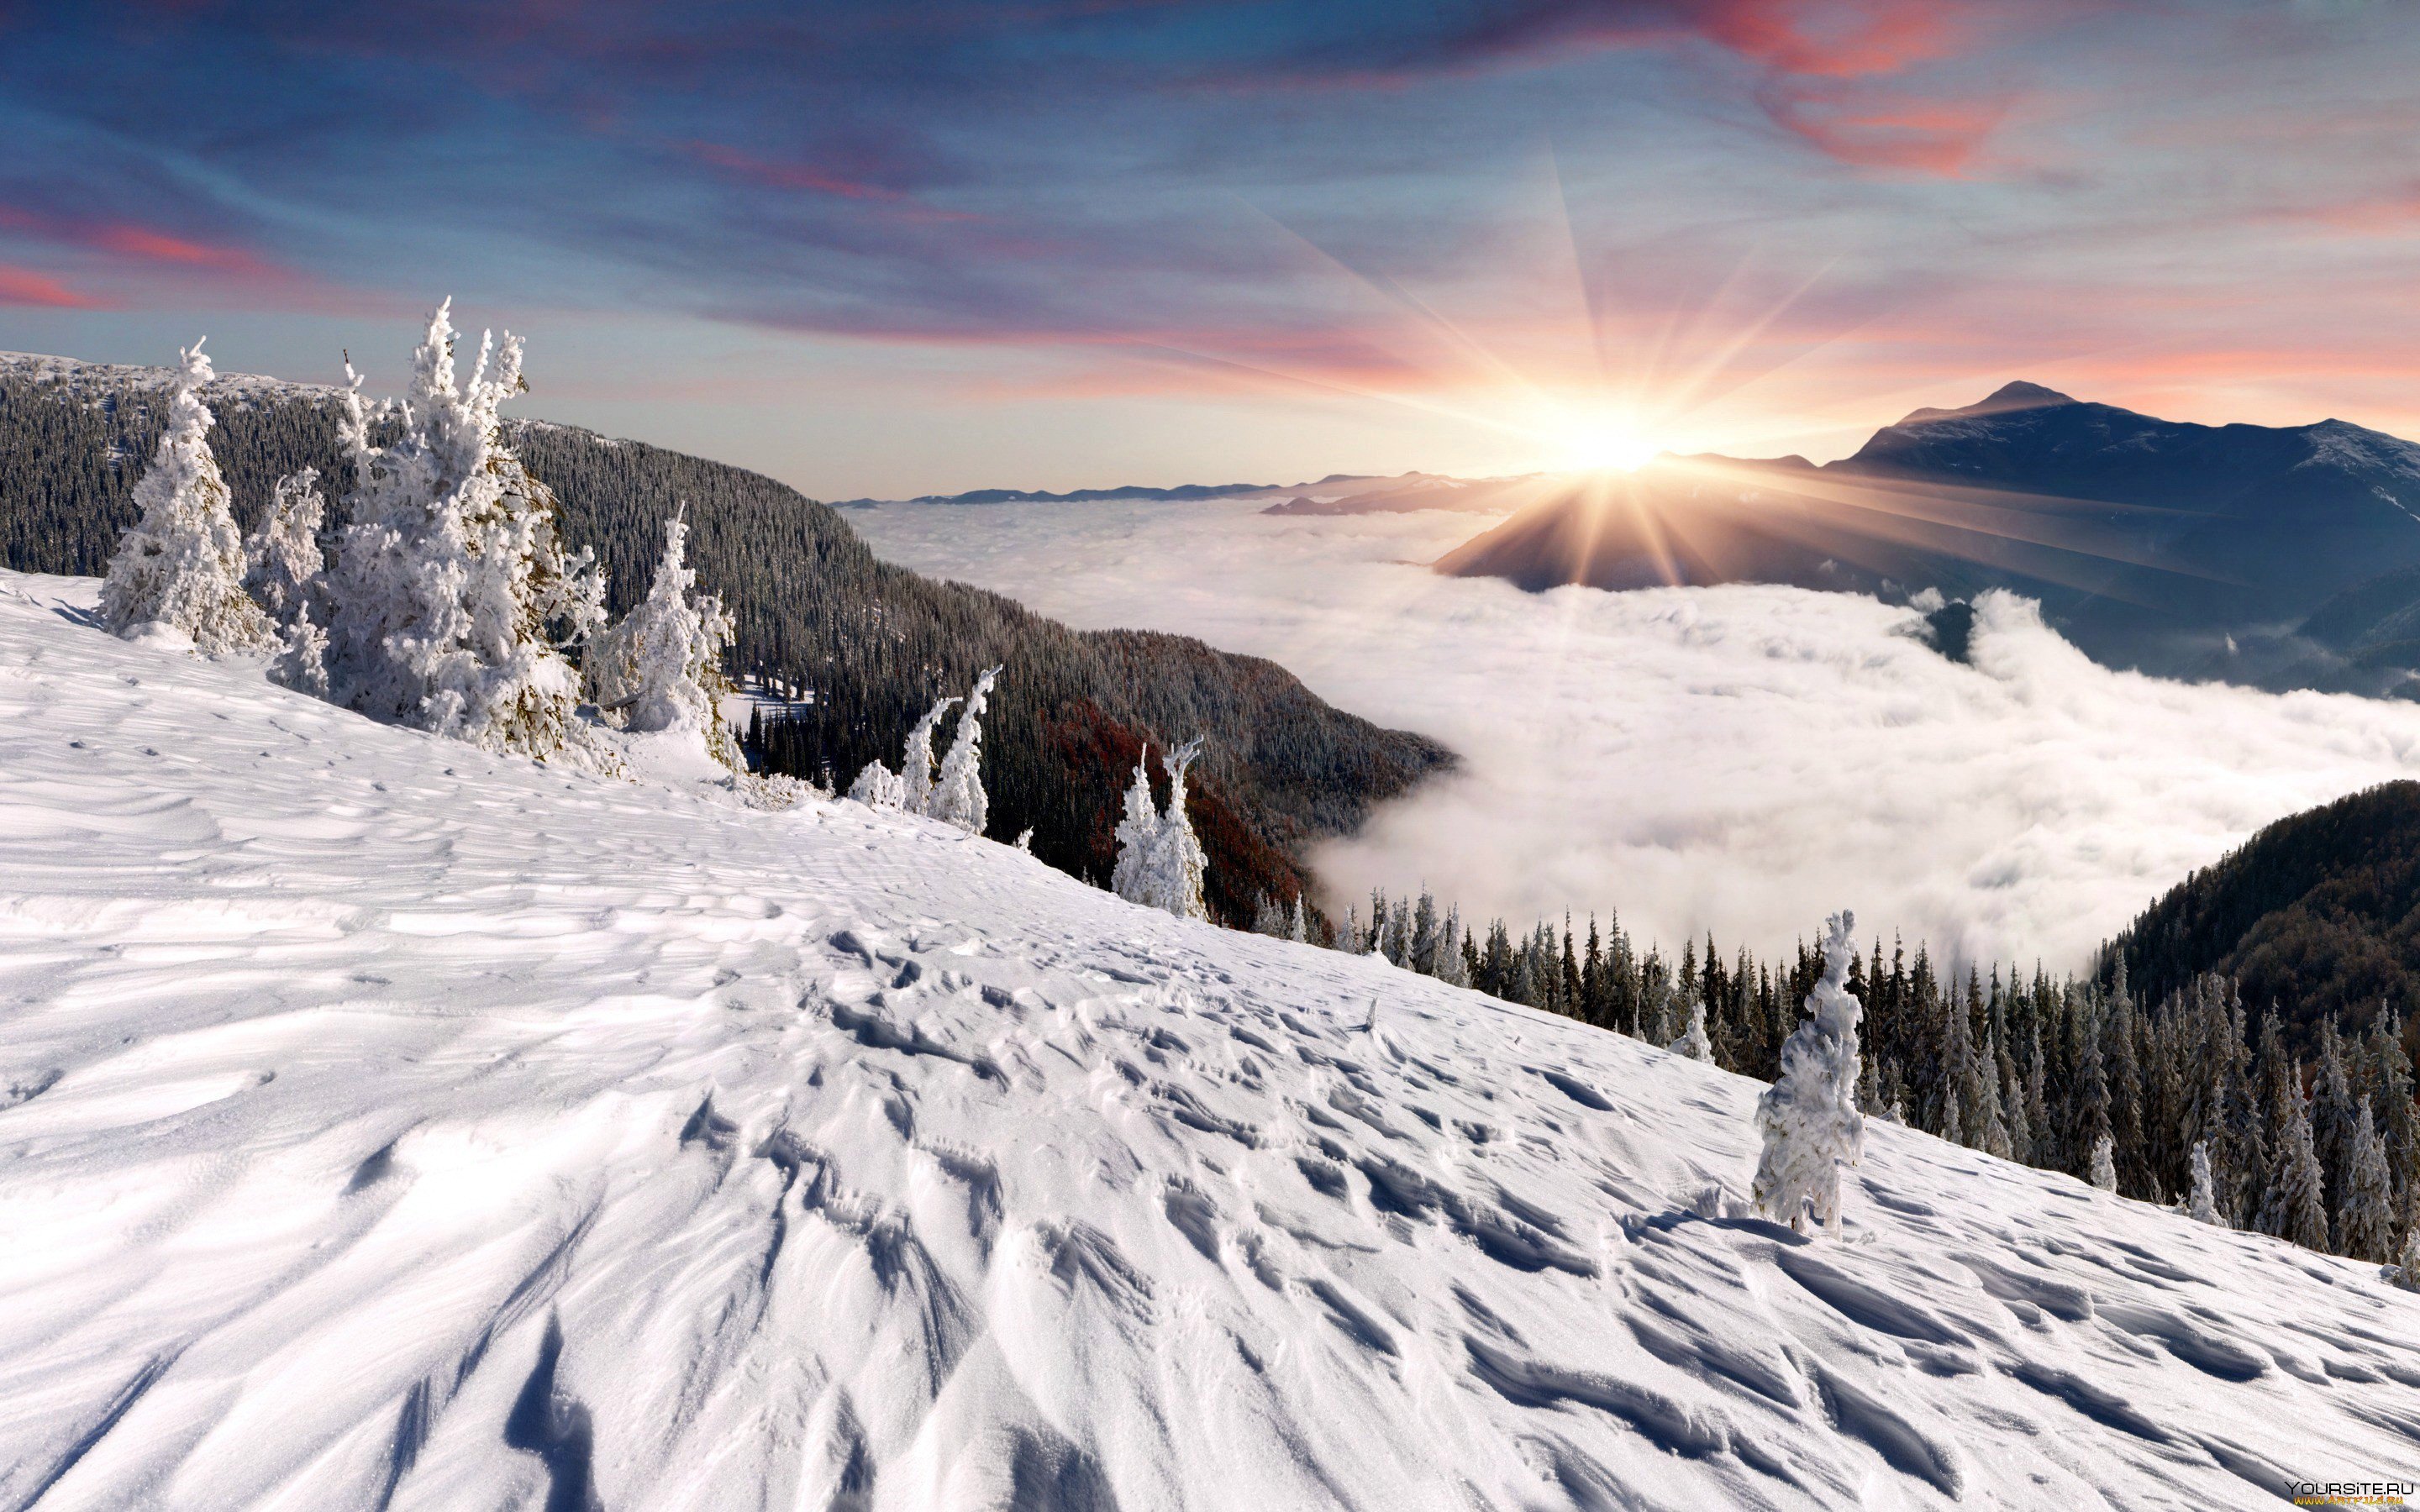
[0,261,112,309]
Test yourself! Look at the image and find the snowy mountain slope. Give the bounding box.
[0,571,2414,1511]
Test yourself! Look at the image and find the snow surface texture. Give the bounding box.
[853,498,2420,965]
[1,569,2415,1511]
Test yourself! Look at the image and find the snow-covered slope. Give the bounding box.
[0,570,2412,1512]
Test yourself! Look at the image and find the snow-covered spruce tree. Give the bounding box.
[243,468,328,630]
[324,303,606,758]
[846,759,907,811]
[927,664,1001,834]
[1141,737,1210,921]
[1289,895,1310,946]
[898,694,957,815]
[1110,754,1160,904]
[1669,991,1712,1061]
[2340,1096,2396,1263]
[586,508,739,766]
[99,339,280,654]
[2261,1093,2330,1252]
[2393,1221,2420,1293]
[1250,893,1286,937]
[2089,1132,2118,1192]
[1752,911,1865,1236]
[2188,1141,2222,1226]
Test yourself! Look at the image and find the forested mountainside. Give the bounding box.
[0,354,1451,919]
[2107,781,2420,1052]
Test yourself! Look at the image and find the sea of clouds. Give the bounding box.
[852,498,2420,969]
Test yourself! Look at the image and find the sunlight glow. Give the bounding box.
[1549,413,1664,474]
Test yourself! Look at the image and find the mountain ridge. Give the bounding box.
[1434,381,2420,692]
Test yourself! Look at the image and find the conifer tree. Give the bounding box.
[325,303,606,758]
[100,339,280,654]
[2089,1132,2118,1192]
[243,467,328,630]
[587,508,739,764]
[1754,912,1865,1236]
[2341,1096,2396,1262]
[1141,737,1209,921]
[927,664,1002,834]
[1669,991,1712,1061]
[1110,753,1160,904]
[2188,1141,2222,1226]
[1289,895,1310,946]
[1975,1028,2012,1158]
[846,760,907,811]
[2311,1018,2358,1222]
[2261,1090,2330,1252]
[898,694,958,815]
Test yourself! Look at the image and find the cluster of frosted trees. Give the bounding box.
[845,664,1002,835]
[97,307,735,769]
[1107,739,1211,921]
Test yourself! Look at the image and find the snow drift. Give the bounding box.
[0,570,2413,1510]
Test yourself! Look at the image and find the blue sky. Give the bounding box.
[3,1,2417,497]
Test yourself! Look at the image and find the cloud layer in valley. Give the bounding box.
[854,499,2420,969]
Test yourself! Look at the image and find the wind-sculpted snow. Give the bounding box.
[0,570,2415,1509]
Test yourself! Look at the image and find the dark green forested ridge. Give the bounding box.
[2107,780,2420,1056]
[0,355,1452,921]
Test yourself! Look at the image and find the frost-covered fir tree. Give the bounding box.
[100,339,280,654]
[847,760,907,811]
[325,303,606,758]
[1140,737,1209,921]
[897,695,958,815]
[2261,1094,2330,1252]
[1433,906,1466,986]
[1288,895,1309,946]
[1975,1029,2013,1159]
[1110,754,1160,904]
[1669,991,1712,1061]
[2392,1221,2420,1292]
[1752,911,1865,1236]
[2187,1141,2223,1226]
[2340,1096,2396,1262]
[586,510,740,764]
[243,468,328,630]
[1250,893,1287,937]
[2089,1132,2118,1192]
[927,664,1001,834]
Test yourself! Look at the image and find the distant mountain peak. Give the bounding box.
[1976,380,2077,409]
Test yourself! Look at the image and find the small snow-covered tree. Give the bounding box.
[2088,1132,2118,1192]
[1752,911,1865,1236]
[847,759,907,811]
[1141,738,1210,921]
[100,339,279,654]
[1669,992,1712,1061]
[2392,1222,2420,1292]
[1110,755,1160,903]
[927,664,1001,834]
[2261,1094,2330,1251]
[587,508,738,764]
[244,468,329,629]
[1289,895,1310,946]
[1250,893,1286,937]
[2187,1141,2222,1226]
[324,302,606,758]
[1433,906,1465,984]
[899,694,957,815]
[2340,1096,2396,1262]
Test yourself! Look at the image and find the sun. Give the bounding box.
[1548,413,1665,474]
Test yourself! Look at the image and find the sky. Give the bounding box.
[3,2,2419,498]
[855,498,2420,969]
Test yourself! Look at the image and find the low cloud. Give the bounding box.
[855,499,2420,969]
